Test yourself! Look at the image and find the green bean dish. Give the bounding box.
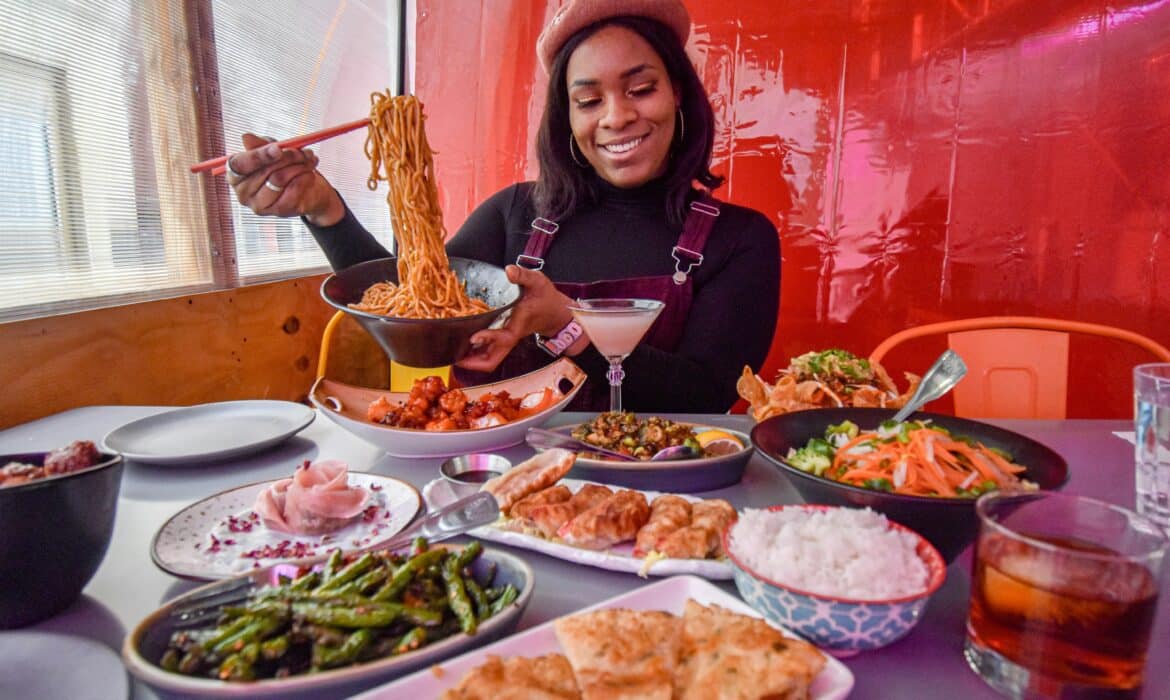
[158,540,518,681]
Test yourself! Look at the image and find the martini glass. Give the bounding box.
[568,298,664,414]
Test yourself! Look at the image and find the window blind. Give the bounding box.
[0,0,402,321]
[212,0,400,281]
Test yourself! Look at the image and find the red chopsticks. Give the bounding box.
[190,117,372,176]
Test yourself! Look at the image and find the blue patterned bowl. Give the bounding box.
[723,504,947,654]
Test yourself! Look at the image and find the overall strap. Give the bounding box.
[671,195,720,285]
[516,217,560,270]
[517,194,721,278]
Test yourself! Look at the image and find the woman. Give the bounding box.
[226,0,780,413]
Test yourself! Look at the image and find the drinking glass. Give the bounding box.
[1135,363,1170,534]
[965,491,1167,698]
[567,298,664,414]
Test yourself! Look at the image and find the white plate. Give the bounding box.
[423,477,735,580]
[152,472,421,579]
[309,357,587,458]
[102,400,315,465]
[0,631,129,700]
[353,574,854,700]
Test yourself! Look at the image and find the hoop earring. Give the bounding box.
[676,108,685,145]
[568,135,589,168]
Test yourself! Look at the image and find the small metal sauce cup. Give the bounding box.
[440,453,511,498]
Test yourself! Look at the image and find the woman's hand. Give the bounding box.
[456,265,585,372]
[226,133,345,226]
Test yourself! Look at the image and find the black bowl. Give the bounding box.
[321,257,521,367]
[0,450,124,628]
[750,408,1069,564]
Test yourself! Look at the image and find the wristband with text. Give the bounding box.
[535,320,584,357]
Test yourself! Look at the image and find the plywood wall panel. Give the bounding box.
[0,278,341,429]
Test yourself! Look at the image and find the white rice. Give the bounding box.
[729,507,929,600]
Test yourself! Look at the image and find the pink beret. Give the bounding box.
[536,0,691,74]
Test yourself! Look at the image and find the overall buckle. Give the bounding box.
[671,246,704,285]
[515,254,545,271]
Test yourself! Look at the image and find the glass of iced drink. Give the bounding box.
[1135,363,1170,534]
[965,491,1167,698]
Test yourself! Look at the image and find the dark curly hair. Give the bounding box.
[532,15,723,228]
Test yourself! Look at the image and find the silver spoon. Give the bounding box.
[525,428,700,462]
[384,490,501,547]
[890,349,969,423]
[648,444,703,461]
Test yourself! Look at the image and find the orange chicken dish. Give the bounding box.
[367,375,560,430]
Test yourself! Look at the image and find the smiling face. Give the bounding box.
[565,25,679,189]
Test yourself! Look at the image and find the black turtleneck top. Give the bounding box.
[307,179,780,413]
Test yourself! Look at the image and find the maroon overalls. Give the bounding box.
[516,195,722,354]
[453,196,722,409]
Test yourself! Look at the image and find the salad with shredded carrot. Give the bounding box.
[785,420,1037,498]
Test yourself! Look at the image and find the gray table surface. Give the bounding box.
[0,407,1164,699]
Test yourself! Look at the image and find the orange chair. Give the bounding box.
[869,316,1170,419]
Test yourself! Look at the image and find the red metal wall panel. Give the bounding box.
[415,0,1170,417]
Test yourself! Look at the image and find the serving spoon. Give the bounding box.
[525,428,700,462]
[889,349,969,423]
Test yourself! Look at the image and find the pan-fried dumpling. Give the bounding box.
[523,484,614,539]
[633,495,692,557]
[557,490,650,550]
[482,448,575,514]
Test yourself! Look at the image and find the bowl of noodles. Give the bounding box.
[321,256,520,368]
[321,93,520,367]
[750,408,1069,563]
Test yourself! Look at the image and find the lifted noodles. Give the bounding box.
[351,93,490,319]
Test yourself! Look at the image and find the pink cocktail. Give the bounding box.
[568,298,664,413]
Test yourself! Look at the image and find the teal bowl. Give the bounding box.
[723,504,947,654]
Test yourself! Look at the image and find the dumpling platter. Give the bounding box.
[423,476,734,580]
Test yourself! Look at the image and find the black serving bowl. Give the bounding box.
[321,257,521,368]
[751,408,1069,564]
[0,450,124,628]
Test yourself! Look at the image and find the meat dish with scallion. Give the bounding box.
[570,412,702,460]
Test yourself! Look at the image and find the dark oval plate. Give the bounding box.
[750,408,1069,563]
[124,545,533,698]
[550,423,754,493]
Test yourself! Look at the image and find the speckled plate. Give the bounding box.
[151,472,421,580]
